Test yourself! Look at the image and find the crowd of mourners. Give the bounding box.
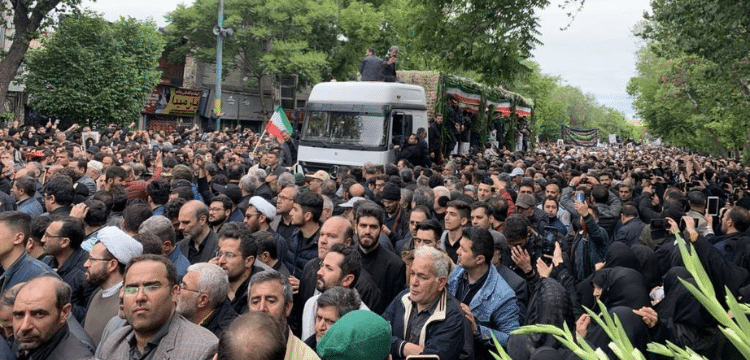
[0,118,747,360]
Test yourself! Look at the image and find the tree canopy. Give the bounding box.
[0,0,85,114]
[165,0,552,104]
[629,0,750,160]
[24,12,164,128]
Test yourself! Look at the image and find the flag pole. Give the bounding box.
[251,128,268,157]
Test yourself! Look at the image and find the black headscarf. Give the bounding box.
[508,278,574,360]
[605,242,641,271]
[592,267,650,310]
[654,266,729,358]
[630,244,662,290]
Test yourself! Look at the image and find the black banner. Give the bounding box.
[562,125,598,147]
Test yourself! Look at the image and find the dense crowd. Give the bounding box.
[0,119,746,360]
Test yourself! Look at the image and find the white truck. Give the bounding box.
[295,81,428,174]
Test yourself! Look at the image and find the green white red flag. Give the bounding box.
[265,105,293,141]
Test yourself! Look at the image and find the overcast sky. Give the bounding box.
[83,0,650,118]
[533,0,651,118]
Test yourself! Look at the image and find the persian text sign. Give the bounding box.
[143,86,201,116]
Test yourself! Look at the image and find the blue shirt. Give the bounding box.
[17,197,43,216]
[168,249,190,283]
[0,252,57,293]
[153,205,165,216]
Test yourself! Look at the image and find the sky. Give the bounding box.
[532,0,652,118]
[83,0,651,118]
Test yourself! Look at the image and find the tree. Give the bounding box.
[166,0,335,117]
[634,0,750,160]
[395,0,550,85]
[24,12,164,128]
[0,0,84,111]
[627,45,748,158]
[511,61,564,141]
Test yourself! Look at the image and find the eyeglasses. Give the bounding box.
[86,256,112,262]
[278,195,294,201]
[214,251,238,259]
[123,283,166,296]
[43,232,65,238]
[179,283,201,294]
[245,212,259,219]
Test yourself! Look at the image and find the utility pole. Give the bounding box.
[213,0,232,131]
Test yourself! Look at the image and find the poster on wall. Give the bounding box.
[143,85,202,116]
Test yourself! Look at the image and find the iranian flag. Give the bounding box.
[265,105,293,141]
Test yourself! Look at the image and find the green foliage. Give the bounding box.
[24,12,164,128]
[627,45,749,157]
[630,0,750,159]
[397,0,548,85]
[166,0,334,91]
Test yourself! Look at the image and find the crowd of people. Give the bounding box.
[0,118,746,360]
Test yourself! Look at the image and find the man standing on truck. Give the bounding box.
[429,115,443,164]
[382,46,398,82]
[359,48,384,81]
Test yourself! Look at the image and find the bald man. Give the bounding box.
[294,217,382,325]
[349,183,365,199]
[176,200,220,264]
[214,311,286,360]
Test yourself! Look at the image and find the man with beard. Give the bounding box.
[175,262,238,337]
[82,227,143,345]
[208,195,233,233]
[283,191,323,279]
[300,244,368,340]
[13,276,94,360]
[215,223,269,314]
[97,255,218,359]
[244,196,288,268]
[292,216,382,334]
[177,200,219,264]
[356,204,406,308]
[381,182,409,244]
[248,270,319,360]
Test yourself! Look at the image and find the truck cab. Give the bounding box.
[296,81,428,174]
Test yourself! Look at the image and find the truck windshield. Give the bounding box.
[301,111,387,147]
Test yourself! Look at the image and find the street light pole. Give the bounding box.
[214,0,225,131]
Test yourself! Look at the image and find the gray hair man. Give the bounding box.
[382,246,469,360]
[176,263,238,338]
[140,215,190,281]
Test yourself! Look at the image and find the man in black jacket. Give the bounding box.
[14,275,94,360]
[383,246,469,360]
[356,203,406,309]
[176,262,238,338]
[42,217,92,322]
[428,115,444,164]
